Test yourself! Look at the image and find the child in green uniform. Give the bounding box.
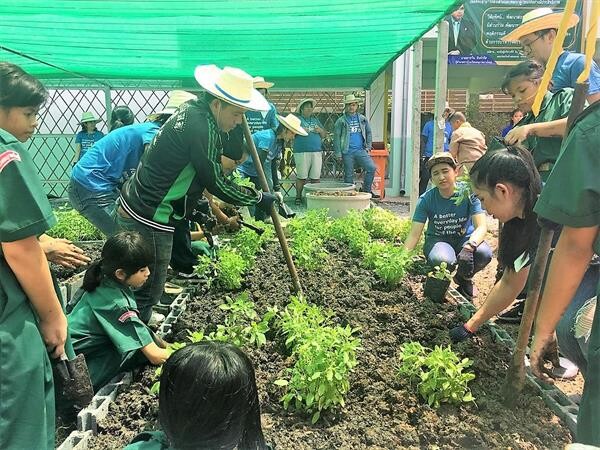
[0,62,67,450]
[531,100,600,445]
[125,341,268,450]
[68,231,170,390]
[500,60,573,181]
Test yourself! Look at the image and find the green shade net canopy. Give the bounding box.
[0,1,460,88]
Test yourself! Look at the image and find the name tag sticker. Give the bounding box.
[118,311,138,323]
[514,251,530,273]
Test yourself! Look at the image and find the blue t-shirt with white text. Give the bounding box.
[75,130,104,160]
[552,51,600,96]
[238,129,282,178]
[421,120,452,156]
[293,116,324,153]
[346,114,364,153]
[72,122,160,192]
[413,183,483,249]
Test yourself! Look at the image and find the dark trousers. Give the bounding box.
[169,219,197,274]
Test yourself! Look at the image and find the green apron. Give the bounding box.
[535,101,600,445]
[68,278,154,391]
[0,130,57,449]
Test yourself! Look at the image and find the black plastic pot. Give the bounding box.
[424,276,451,303]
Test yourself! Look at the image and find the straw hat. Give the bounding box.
[342,94,363,105]
[296,98,316,113]
[80,111,101,124]
[253,76,274,90]
[277,114,308,136]
[194,65,269,112]
[502,8,579,42]
[147,90,197,120]
[426,152,457,171]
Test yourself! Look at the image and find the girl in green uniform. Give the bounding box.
[531,100,600,445]
[125,341,268,450]
[68,231,170,390]
[500,59,573,181]
[0,62,67,449]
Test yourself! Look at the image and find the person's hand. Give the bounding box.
[449,323,474,343]
[504,124,532,145]
[448,50,460,56]
[274,191,284,205]
[530,332,559,385]
[39,311,68,359]
[42,238,91,269]
[457,246,475,278]
[225,215,241,232]
[256,192,277,213]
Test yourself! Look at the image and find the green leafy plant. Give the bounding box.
[193,255,214,277]
[328,210,371,256]
[230,170,256,189]
[396,342,475,408]
[362,207,412,242]
[47,207,103,241]
[275,324,360,423]
[453,174,473,206]
[428,262,453,282]
[362,241,413,286]
[215,250,247,290]
[288,210,331,270]
[149,341,188,395]
[209,293,277,348]
[278,295,333,350]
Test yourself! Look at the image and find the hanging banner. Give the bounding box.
[446,0,584,65]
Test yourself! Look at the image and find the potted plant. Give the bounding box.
[424,262,452,303]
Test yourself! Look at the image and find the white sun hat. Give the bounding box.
[277,113,308,136]
[502,7,579,42]
[342,93,363,105]
[147,90,197,120]
[253,76,274,89]
[296,98,316,113]
[194,65,269,112]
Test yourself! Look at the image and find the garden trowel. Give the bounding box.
[53,353,94,411]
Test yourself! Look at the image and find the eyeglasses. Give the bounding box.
[520,34,543,53]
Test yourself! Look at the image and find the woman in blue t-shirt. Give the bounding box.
[72,111,104,164]
[404,153,492,299]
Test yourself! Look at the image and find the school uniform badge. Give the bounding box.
[0,150,21,172]
[118,310,138,322]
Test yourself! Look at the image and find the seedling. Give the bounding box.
[428,262,453,282]
[328,210,371,256]
[48,207,103,241]
[215,250,247,290]
[453,171,473,206]
[396,342,475,408]
[362,241,413,286]
[362,207,412,242]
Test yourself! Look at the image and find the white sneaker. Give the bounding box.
[148,311,165,327]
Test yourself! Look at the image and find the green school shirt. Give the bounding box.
[534,101,600,446]
[124,431,171,449]
[519,89,573,169]
[68,278,154,390]
[0,128,57,450]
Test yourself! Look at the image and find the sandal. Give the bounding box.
[164,282,184,295]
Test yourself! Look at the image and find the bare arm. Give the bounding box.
[72,143,82,165]
[140,342,171,365]
[505,118,567,145]
[2,236,67,358]
[38,234,90,269]
[587,92,600,105]
[403,221,425,252]
[466,266,529,331]
[468,213,487,246]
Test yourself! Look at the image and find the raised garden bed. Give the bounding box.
[82,239,572,449]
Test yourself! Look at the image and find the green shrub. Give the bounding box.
[215,250,247,290]
[328,210,371,256]
[362,241,413,286]
[362,207,412,242]
[47,207,103,241]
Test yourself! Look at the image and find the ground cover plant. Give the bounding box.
[47,207,103,242]
[83,211,572,450]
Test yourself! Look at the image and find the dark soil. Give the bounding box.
[52,241,103,282]
[85,241,571,450]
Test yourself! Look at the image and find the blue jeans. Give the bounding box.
[115,212,173,323]
[555,263,600,377]
[342,150,376,192]
[425,240,493,275]
[68,179,119,236]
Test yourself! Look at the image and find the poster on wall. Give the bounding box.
[446,0,584,65]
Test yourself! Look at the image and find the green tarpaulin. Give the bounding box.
[0,1,459,88]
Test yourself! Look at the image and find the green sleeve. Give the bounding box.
[0,145,56,242]
[91,288,154,354]
[535,119,600,227]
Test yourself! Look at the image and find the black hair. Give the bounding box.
[470,142,542,270]
[511,108,523,117]
[159,341,268,450]
[0,62,48,109]
[204,91,233,109]
[80,122,98,132]
[222,125,248,161]
[501,59,545,95]
[82,231,152,292]
[109,105,135,131]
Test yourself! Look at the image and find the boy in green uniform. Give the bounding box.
[531,100,600,445]
[69,232,170,390]
[0,62,67,449]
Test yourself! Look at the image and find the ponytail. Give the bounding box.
[82,259,103,292]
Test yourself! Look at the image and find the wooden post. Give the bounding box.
[410,40,423,217]
[433,20,449,154]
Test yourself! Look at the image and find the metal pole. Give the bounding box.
[104,87,112,131]
[433,20,449,154]
[410,40,423,217]
[241,116,302,294]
